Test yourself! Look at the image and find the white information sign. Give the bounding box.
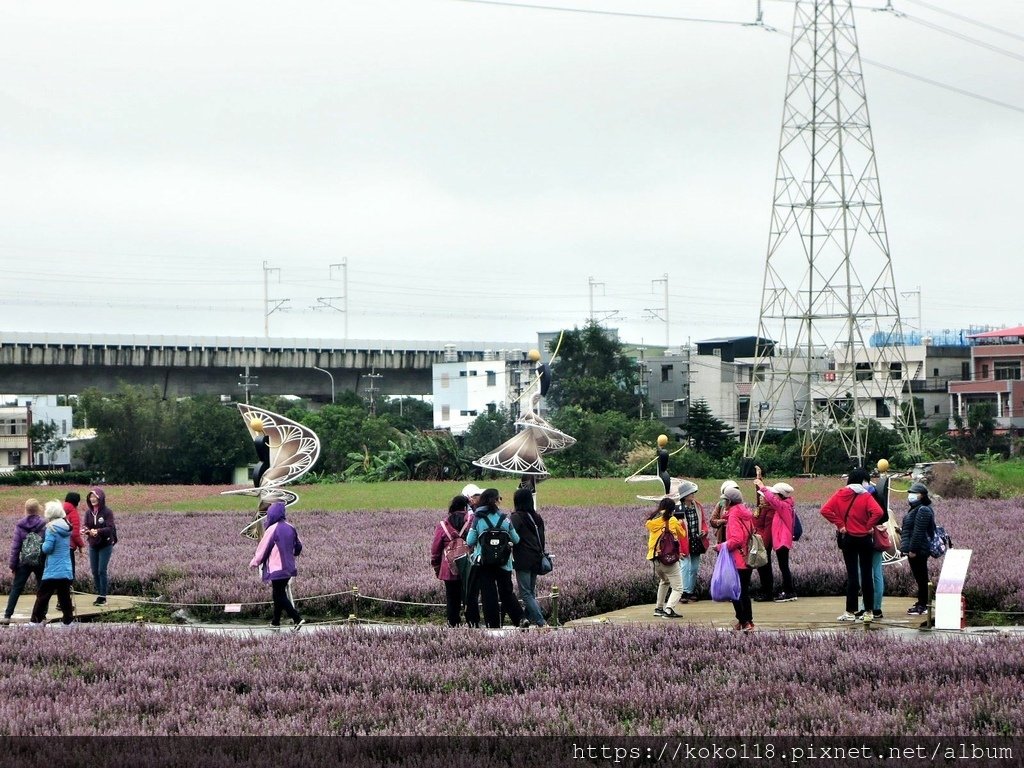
[223,604,242,613]
[934,548,972,630]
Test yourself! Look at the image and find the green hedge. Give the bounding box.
[0,470,102,487]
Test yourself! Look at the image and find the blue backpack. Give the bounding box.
[929,525,951,558]
[792,512,803,542]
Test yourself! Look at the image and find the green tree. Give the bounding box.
[173,396,253,483]
[545,406,636,477]
[79,385,178,482]
[462,408,516,460]
[376,397,433,432]
[298,404,401,475]
[684,399,738,459]
[545,321,643,415]
[29,420,67,466]
[952,402,1008,458]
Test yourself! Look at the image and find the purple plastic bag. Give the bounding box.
[711,549,741,602]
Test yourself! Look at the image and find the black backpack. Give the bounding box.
[20,531,43,567]
[477,513,513,567]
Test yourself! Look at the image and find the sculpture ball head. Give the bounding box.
[657,434,668,448]
[249,417,265,433]
[528,349,541,362]
[876,458,889,473]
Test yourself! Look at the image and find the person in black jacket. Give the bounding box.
[899,481,935,616]
[510,487,547,627]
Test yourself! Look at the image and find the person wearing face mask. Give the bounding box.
[820,468,885,623]
[899,482,935,616]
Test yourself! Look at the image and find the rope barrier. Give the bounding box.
[70,588,558,611]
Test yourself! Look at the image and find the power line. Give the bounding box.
[899,11,1024,64]
[901,0,1024,43]
[762,25,1024,114]
[450,0,755,26]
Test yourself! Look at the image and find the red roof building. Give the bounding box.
[948,326,1024,433]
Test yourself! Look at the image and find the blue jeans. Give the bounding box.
[856,550,884,612]
[516,569,546,626]
[89,544,114,598]
[680,555,701,595]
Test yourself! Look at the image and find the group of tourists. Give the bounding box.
[4,487,117,626]
[645,469,943,632]
[646,478,796,632]
[430,483,549,629]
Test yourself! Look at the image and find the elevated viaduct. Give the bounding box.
[0,332,533,399]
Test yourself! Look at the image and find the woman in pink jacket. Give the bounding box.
[756,479,797,602]
[716,486,756,632]
[429,494,477,627]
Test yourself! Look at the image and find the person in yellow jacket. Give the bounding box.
[646,497,688,618]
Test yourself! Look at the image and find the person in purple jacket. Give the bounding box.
[249,502,305,630]
[2,499,47,624]
[84,487,117,606]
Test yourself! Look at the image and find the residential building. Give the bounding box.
[948,326,1024,435]
[638,348,691,436]
[690,336,775,442]
[0,395,73,470]
[432,350,532,435]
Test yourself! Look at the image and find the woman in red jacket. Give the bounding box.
[717,486,756,632]
[820,468,885,623]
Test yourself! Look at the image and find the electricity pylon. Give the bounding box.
[743,0,920,473]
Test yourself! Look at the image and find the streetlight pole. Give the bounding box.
[312,366,335,404]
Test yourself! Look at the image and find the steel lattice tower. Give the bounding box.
[743,0,919,473]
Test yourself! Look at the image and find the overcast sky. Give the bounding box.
[1,0,1020,348]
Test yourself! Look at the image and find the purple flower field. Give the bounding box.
[0,499,1017,621]
[0,624,1020,736]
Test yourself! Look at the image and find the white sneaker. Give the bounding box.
[836,612,858,621]
[27,621,46,627]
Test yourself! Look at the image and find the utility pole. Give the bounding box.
[645,273,670,349]
[262,261,288,337]
[238,366,258,404]
[365,368,383,416]
[325,259,349,340]
[899,286,922,335]
[588,276,605,322]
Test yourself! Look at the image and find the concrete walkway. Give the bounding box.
[1,592,138,625]
[566,595,928,633]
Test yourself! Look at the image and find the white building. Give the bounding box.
[432,351,532,435]
[0,395,74,469]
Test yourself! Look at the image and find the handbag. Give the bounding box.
[710,547,741,602]
[745,529,768,569]
[871,525,892,553]
[527,512,552,575]
[537,552,553,575]
[689,534,708,557]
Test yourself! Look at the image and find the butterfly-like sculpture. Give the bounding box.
[473,341,576,495]
[625,434,687,501]
[221,404,321,538]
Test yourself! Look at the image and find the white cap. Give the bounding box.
[461,484,484,498]
[771,482,794,498]
[720,480,739,497]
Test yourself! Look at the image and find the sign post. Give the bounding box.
[935,549,972,630]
